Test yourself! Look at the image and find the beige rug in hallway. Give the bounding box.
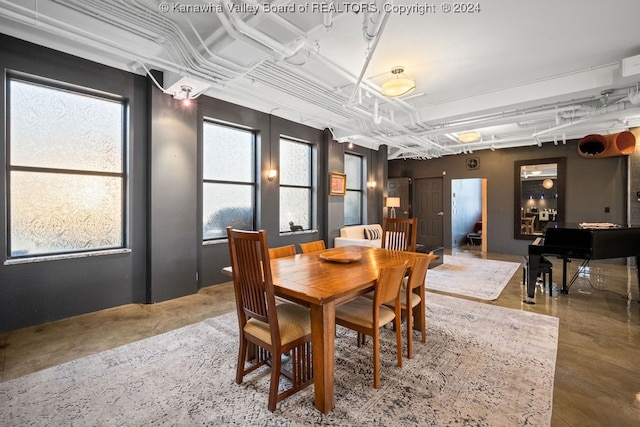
[427,255,521,300]
[0,293,557,426]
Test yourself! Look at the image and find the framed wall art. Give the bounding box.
[329,172,346,196]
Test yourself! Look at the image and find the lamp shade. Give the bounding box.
[542,178,554,189]
[386,197,401,208]
[381,66,415,97]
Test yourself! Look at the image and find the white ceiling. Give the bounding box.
[2,0,640,159]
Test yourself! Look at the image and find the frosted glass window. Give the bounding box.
[10,80,122,173]
[344,153,362,190]
[344,153,364,225]
[203,184,254,240]
[202,120,256,240]
[280,139,311,187]
[7,78,126,258]
[203,122,254,182]
[279,139,312,232]
[344,153,363,225]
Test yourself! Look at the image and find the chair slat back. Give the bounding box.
[407,252,433,292]
[299,240,326,253]
[374,261,408,306]
[227,228,277,327]
[382,217,418,252]
[268,244,296,259]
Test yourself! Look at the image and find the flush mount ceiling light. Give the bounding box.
[381,66,415,97]
[457,131,482,143]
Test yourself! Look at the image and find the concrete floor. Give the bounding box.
[1,250,639,426]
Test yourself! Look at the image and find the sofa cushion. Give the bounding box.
[364,227,381,240]
[340,225,366,239]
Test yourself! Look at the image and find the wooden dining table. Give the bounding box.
[269,245,430,414]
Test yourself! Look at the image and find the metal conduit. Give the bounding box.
[0,0,206,80]
[57,0,243,82]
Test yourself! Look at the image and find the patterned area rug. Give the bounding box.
[0,293,557,426]
[427,255,521,300]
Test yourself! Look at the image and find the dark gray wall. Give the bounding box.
[389,141,629,256]
[0,35,148,331]
[0,34,386,331]
[148,75,199,302]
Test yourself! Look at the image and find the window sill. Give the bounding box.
[202,229,319,246]
[279,229,318,237]
[4,248,132,265]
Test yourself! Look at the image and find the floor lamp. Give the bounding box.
[386,197,400,218]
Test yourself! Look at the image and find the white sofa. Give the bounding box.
[334,224,383,248]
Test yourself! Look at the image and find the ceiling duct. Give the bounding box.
[577,131,636,158]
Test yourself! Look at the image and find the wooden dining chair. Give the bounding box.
[382,217,418,252]
[334,261,408,389]
[522,216,536,234]
[384,252,433,359]
[298,240,326,253]
[226,227,313,412]
[268,244,296,259]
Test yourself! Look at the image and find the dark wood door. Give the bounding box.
[414,178,444,249]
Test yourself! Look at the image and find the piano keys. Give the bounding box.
[526,223,640,303]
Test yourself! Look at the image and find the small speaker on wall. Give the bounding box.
[466,157,480,170]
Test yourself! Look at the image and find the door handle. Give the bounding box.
[437,211,444,216]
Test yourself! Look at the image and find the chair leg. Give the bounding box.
[395,312,403,368]
[419,297,426,344]
[373,330,380,389]
[406,307,413,359]
[268,350,282,412]
[236,336,247,384]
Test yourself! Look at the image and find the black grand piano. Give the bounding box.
[526,223,640,302]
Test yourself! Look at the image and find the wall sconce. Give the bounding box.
[367,180,377,189]
[267,169,277,181]
[386,197,401,218]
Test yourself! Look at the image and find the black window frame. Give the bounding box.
[201,118,257,241]
[344,152,364,226]
[279,137,313,232]
[6,74,128,259]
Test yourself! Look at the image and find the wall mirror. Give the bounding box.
[514,157,566,240]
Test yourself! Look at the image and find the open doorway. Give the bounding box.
[451,178,487,253]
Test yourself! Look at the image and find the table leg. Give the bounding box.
[310,301,335,413]
[526,254,539,303]
[560,257,569,294]
[412,286,424,331]
[636,256,640,301]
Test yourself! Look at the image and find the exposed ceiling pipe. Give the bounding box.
[0,0,218,80]
[49,0,244,84]
[216,0,306,60]
[347,5,392,106]
[323,2,333,32]
[417,104,594,137]
[531,105,640,140]
[363,1,388,42]
[373,98,382,124]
